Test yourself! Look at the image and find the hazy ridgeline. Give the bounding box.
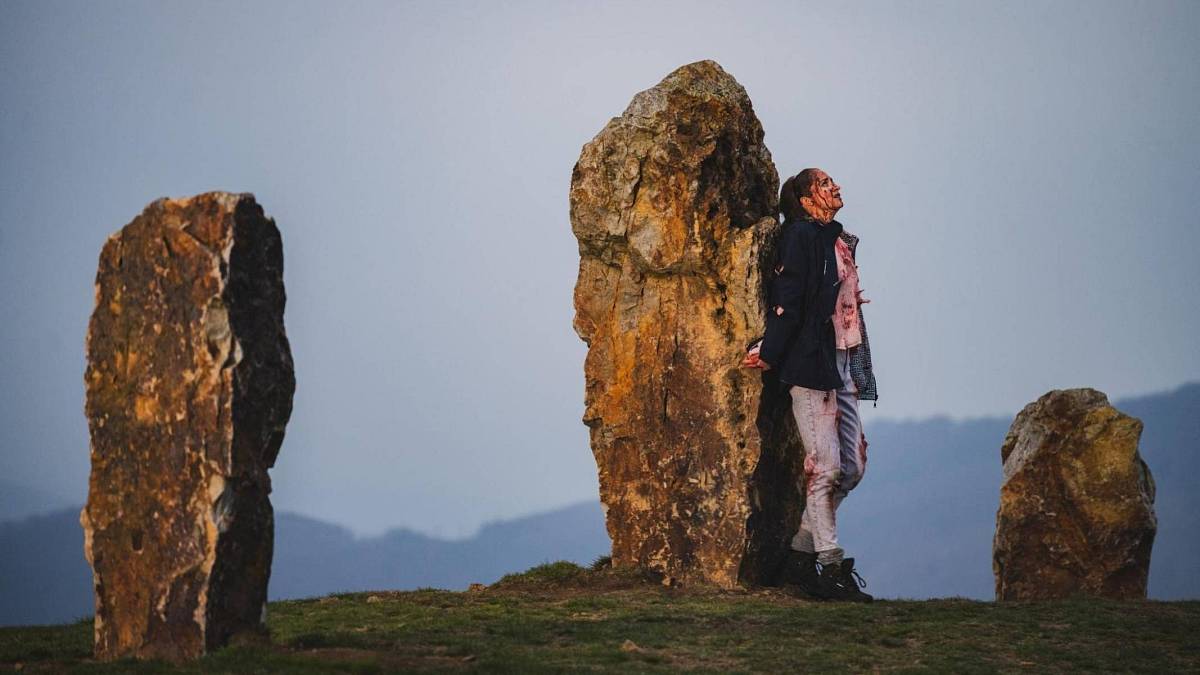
[2,383,1196,627]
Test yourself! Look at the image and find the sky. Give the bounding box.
[1,0,1198,538]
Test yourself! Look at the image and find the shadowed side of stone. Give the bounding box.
[993,388,1156,600]
[81,193,294,661]
[741,368,806,586]
[570,60,799,587]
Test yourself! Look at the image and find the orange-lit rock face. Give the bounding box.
[570,61,802,587]
[81,193,294,661]
[993,389,1156,600]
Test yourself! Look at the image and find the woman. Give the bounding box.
[742,168,877,602]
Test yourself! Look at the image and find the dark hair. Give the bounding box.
[779,168,820,221]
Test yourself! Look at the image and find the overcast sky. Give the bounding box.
[2,0,1197,538]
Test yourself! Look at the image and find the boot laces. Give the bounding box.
[817,561,866,589]
[847,567,867,588]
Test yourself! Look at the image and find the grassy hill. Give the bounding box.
[3,562,1197,673]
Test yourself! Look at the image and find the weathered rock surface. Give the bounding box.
[81,193,294,661]
[993,388,1156,600]
[570,60,802,587]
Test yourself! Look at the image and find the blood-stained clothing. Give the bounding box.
[833,237,862,350]
[788,348,868,558]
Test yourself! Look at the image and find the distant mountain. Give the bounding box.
[1,383,1195,627]
[270,501,609,599]
[837,414,1012,599]
[0,501,610,627]
[0,508,93,627]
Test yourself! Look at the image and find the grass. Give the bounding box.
[2,562,1198,673]
[494,561,591,586]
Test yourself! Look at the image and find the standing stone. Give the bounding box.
[993,388,1156,600]
[570,60,801,587]
[81,193,294,661]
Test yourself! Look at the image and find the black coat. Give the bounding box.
[759,216,878,400]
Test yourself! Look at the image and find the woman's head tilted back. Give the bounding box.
[780,168,842,223]
[780,168,820,222]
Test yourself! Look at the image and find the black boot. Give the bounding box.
[816,557,874,603]
[779,550,820,598]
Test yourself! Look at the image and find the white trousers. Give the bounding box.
[789,348,868,558]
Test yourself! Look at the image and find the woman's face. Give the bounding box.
[806,170,843,213]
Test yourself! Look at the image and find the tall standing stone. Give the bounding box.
[81,193,295,661]
[993,388,1156,600]
[570,61,801,587]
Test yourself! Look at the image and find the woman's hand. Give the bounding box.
[741,341,771,370]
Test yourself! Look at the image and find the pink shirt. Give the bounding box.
[833,237,862,350]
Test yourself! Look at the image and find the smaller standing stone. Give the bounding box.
[993,388,1156,600]
[81,193,294,661]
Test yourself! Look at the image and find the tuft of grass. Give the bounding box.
[590,554,612,571]
[494,560,587,586]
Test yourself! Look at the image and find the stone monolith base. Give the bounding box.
[570,61,802,587]
[81,193,295,661]
[993,388,1156,600]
